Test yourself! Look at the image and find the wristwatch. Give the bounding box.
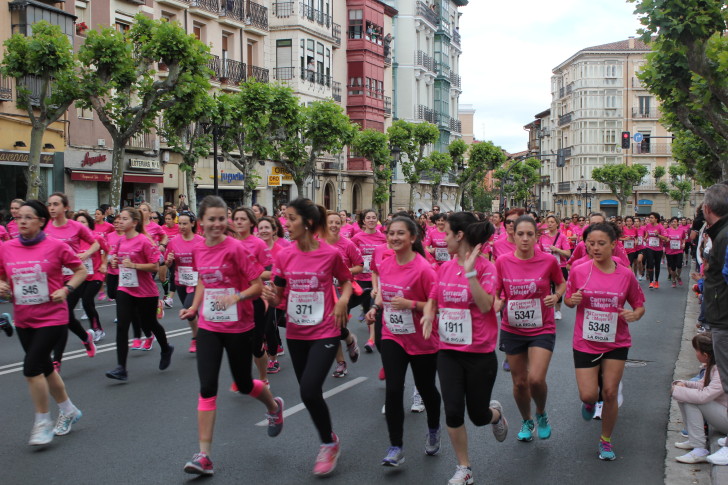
[64,284,74,293]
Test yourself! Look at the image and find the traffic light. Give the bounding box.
[621,131,631,149]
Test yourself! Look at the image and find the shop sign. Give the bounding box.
[268,175,281,186]
[81,152,107,167]
[220,172,244,183]
[0,151,54,163]
[129,159,160,170]
[272,166,293,181]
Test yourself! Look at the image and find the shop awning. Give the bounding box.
[68,170,163,184]
[196,185,244,191]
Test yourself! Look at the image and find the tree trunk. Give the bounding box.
[186,168,197,212]
[295,178,305,202]
[25,123,46,200]
[617,195,627,216]
[432,182,440,209]
[110,140,126,211]
[408,184,415,212]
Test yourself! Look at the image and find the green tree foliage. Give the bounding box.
[464,182,495,213]
[493,158,541,209]
[631,0,728,182]
[654,164,693,216]
[352,130,391,212]
[456,141,506,210]
[1,21,79,199]
[77,15,212,208]
[387,120,439,210]
[281,100,357,198]
[426,151,453,207]
[592,163,648,215]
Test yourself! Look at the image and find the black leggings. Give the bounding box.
[53,282,91,362]
[265,307,284,357]
[644,249,663,282]
[106,274,119,300]
[252,298,266,359]
[381,339,441,447]
[17,325,67,377]
[349,280,373,314]
[81,280,103,331]
[197,328,255,398]
[287,337,339,443]
[115,292,170,367]
[666,253,683,272]
[438,350,497,428]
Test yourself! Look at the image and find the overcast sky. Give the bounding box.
[458,0,644,153]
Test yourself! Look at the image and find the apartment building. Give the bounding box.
[536,37,699,218]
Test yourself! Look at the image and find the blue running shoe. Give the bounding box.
[581,402,596,421]
[517,419,534,442]
[599,439,616,461]
[381,446,405,467]
[536,413,551,439]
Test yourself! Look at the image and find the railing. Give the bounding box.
[415,50,435,72]
[272,1,293,17]
[450,72,461,89]
[332,81,341,102]
[416,0,438,26]
[450,118,461,133]
[417,104,438,124]
[299,1,330,27]
[453,30,461,47]
[246,1,268,30]
[438,113,452,130]
[190,0,219,14]
[435,62,450,79]
[208,55,221,79]
[558,112,573,126]
[384,96,391,115]
[558,181,571,193]
[19,75,49,107]
[221,58,246,84]
[0,74,12,101]
[247,64,269,83]
[632,77,644,88]
[633,143,672,155]
[347,157,372,171]
[632,107,658,118]
[126,132,156,150]
[221,0,244,21]
[272,67,295,81]
[273,66,329,87]
[332,22,341,45]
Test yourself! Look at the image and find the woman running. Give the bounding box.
[495,215,565,442]
[165,211,204,353]
[621,216,642,278]
[0,200,86,445]
[425,213,450,265]
[6,198,24,239]
[564,222,645,461]
[105,207,174,381]
[160,210,180,307]
[365,216,441,468]
[45,193,98,369]
[665,217,686,287]
[261,198,352,476]
[643,212,667,289]
[179,196,283,476]
[73,212,107,342]
[104,216,122,305]
[491,208,525,260]
[538,214,571,321]
[421,212,508,485]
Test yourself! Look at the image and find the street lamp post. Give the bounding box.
[576,184,597,213]
[499,159,523,213]
[389,144,400,215]
[200,120,229,197]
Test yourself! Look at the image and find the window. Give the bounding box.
[115,21,131,33]
[75,2,90,36]
[603,129,616,144]
[348,9,362,39]
[77,106,93,119]
[275,39,292,79]
[638,96,652,116]
[11,3,75,38]
[192,25,202,41]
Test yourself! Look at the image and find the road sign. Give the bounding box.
[633,132,644,143]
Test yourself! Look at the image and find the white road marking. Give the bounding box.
[255,376,368,426]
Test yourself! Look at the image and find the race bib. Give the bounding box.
[435,248,450,262]
[507,299,543,328]
[582,308,618,343]
[12,272,50,305]
[383,302,415,334]
[288,290,325,326]
[362,254,373,274]
[438,308,473,345]
[670,240,681,250]
[177,266,198,287]
[202,288,238,322]
[624,239,635,249]
[61,266,74,277]
[119,267,139,288]
[648,236,660,248]
[638,236,644,246]
[83,259,94,276]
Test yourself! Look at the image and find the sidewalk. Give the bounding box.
[664,285,727,484]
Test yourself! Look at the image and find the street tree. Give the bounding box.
[653,165,693,217]
[592,163,648,216]
[455,141,506,210]
[352,129,391,212]
[77,15,211,209]
[1,21,79,199]
[387,120,439,210]
[632,0,728,182]
[281,100,358,198]
[493,157,541,209]
[426,151,453,207]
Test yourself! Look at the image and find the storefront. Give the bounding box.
[636,199,653,216]
[599,199,619,218]
[194,160,247,209]
[0,150,58,220]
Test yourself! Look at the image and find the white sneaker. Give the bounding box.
[163,297,174,308]
[411,390,425,413]
[381,404,386,415]
[676,449,709,464]
[448,465,474,485]
[53,407,83,436]
[93,329,106,342]
[719,436,727,447]
[554,310,562,321]
[675,441,695,450]
[80,312,88,320]
[638,275,645,281]
[29,419,54,446]
[707,446,728,465]
[593,401,603,420]
[617,380,624,408]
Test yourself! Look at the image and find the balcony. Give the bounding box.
[415,50,435,72]
[632,143,672,155]
[558,181,571,193]
[220,58,246,85]
[417,104,438,124]
[449,118,461,133]
[438,113,452,130]
[208,55,221,79]
[415,0,438,27]
[347,157,372,172]
[246,1,268,31]
[435,62,450,79]
[0,74,12,101]
[453,29,461,47]
[299,1,330,28]
[126,132,156,151]
[220,0,244,21]
[247,64,269,83]
[272,1,293,17]
[332,81,341,102]
[384,96,391,116]
[450,72,461,89]
[190,0,220,16]
[558,112,573,126]
[272,66,331,93]
[19,75,50,107]
[632,107,659,119]
[332,22,341,46]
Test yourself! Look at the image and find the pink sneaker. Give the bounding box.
[189,339,197,353]
[142,337,154,351]
[230,381,239,393]
[378,367,386,380]
[313,433,340,476]
[97,292,106,301]
[83,330,96,357]
[53,360,61,373]
[131,339,142,350]
[184,452,214,475]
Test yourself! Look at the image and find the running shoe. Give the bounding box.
[184,452,214,475]
[52,361,61,373]
[536,413,551,439]
[517,419,534,442]
[654,281,660,289]
[313,433,340,476]
[593,401,604,420]
[648,282,654,289]
[142,336,154,351]
[718,436,727,447]
[674,441,695,450]
[364,339,375,353]
[28,419,54,446]
[230,381,239,393]
[581,402,596,421]
[80,312,88,320]
[83,330,96,357]
[277,345,285,356]
[266,397,285,437]
[425,427,441,456]
[53,407,82,436]
[163,296,174,309]
[93,329,106,342]
[189,339,197,353]
[131,338,142,350]
[680,429,689,438]
[638,274,645,281]
[267,359,280,374]
[598,439,616,461]
[490,400,508,442]
[676,450,710,464]
[448,465,474,485]
[554,310,562,321]
[105,365,128,381]
[332,361,348,378]
[97,291,106,301]
[503,360,510,372]
[381,446,405,466]
[707,446,728,465]
[157,299,164,319]
[379,367,386,380]
[678,278,684,286]
[159,344,174,370]
[411,389,425,413]
[0,312,14,337]
[347,334,360,363]
[672,281,677,288]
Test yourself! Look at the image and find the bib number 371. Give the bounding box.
[288,290,324,326]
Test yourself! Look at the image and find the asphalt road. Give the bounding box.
[0,269,689,485]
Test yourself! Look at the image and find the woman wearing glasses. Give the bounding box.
[491,208,525,260]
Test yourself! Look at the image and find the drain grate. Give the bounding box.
[625,359,649,367]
